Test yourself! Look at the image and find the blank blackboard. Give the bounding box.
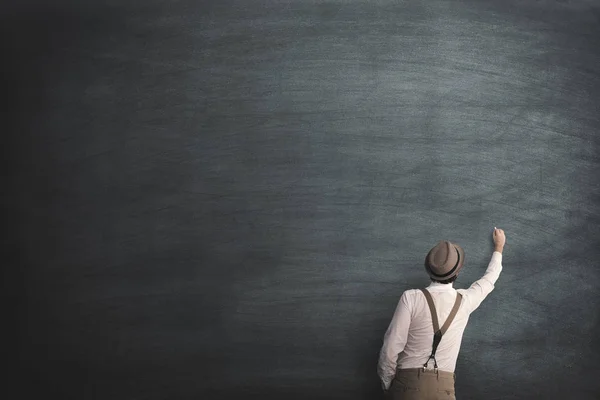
[3,0,600,399]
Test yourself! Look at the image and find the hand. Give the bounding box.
[493,227,506,249]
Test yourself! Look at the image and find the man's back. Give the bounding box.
[394,251,502,372]
[377,228,506,398]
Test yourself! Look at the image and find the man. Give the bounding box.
[377,228,506,399]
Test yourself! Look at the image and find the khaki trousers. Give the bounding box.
[386,368,456,400]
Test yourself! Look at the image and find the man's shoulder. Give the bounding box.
[402,288,424,298]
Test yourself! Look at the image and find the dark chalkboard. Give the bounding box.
[3,0,600,399]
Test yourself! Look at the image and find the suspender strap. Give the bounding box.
[419,288,462,370]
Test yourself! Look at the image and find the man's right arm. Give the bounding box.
[461,249,503,313]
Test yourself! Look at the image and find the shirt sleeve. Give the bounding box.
[461,251,503,314]
[377,291,411,391]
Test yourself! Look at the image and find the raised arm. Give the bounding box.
[460,228,506,314]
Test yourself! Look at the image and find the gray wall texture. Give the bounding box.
[3,0,600,399]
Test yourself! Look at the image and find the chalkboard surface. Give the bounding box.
[3,0,600,399]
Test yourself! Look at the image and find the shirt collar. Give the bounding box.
[426,281,455,290]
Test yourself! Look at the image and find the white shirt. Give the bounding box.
[377,251,503,391]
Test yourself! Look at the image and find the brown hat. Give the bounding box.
[425,240,465,281]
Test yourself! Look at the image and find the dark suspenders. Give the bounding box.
[419,288,462,370]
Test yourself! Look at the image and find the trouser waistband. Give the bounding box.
[396,368,456,380]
